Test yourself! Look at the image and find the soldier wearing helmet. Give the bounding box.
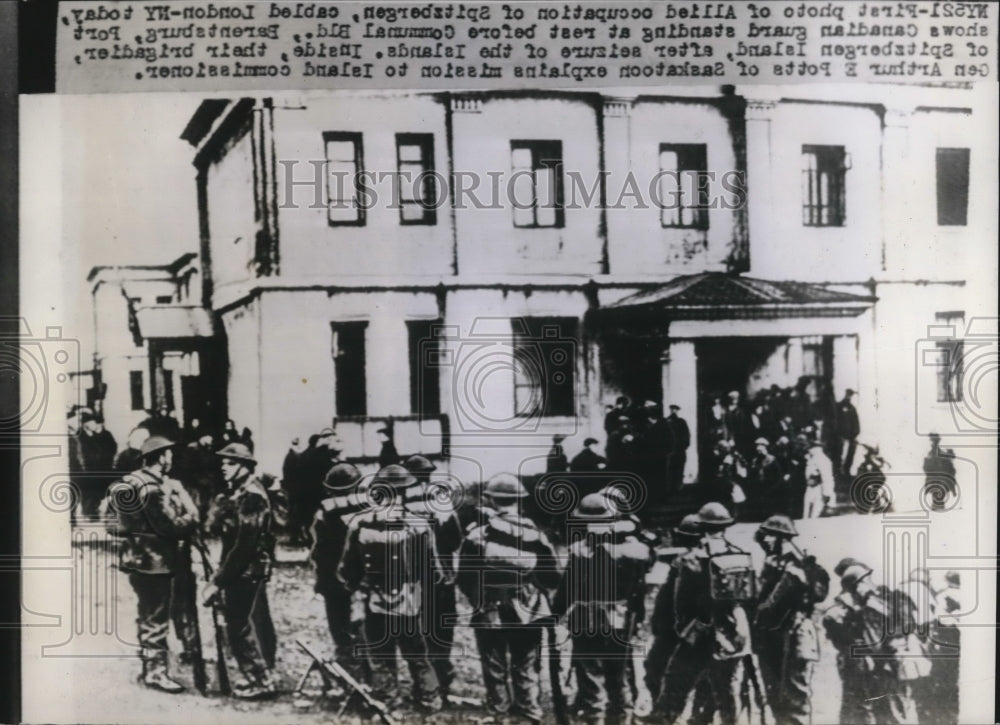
[644,514,710,710]
[402,455,464,704]
[645,503,754,725]
[753,514,824,725]
[106,436,198,694]
[202,442,278,700]
[457,473,559,724]
[337,464,442,712]
[553,493,653,725]
[309,462,369,682]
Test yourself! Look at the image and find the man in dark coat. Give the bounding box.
[282,436,310,546]
[604,396,630,436]
[664,404,690,497]
[835,389,861,479]
[297,428,344,545]
[923,433,957,511]
[203,443,278,700]
[106,436,198,693]
[545,433,569,473]
[376,426,400,468]
[77,412,118,520]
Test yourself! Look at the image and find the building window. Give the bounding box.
[512,317,576,418]
[323,132,365,226]
[801,145,847,227]
[936,148,970,226]
[155,295,173,304]
[935,312,965,403]
[407,320,442,417]
[510,140,564,228]
[659,144,709,229]
[331,321,368,416]
[396,134,437,225]
[162,369,175,411]
[129,370,144,411]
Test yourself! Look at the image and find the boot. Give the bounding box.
[142,652,185,694]
[233,670,278,700]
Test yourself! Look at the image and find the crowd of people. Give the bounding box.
[95,416,963,725]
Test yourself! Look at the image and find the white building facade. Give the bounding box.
[177,84,994,489]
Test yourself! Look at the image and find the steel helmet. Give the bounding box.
[572,493,618,521]
[675,513,703,538]
[834,557,868,577]
[373,464,418,490]
[484,472,528,499]
[140,436,175,459]
[759,514,798,538]
[403,455,437,474]
[841,564,873,590]
[696,502,734,527]
[215,442,256,464]
[323,463,362,492]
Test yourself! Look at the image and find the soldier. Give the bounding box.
[930,571,961,725]
[822,564,874,724]
[553,493,652,725]
[106,436,198,693]
[337,464,441,712]
[402,455,464,704]
[835,389,861,478]
[664,404,690,498]
[753,515,824,725]
[645,503,755,725]
[898,568,935,724]
[309,462,369,681]
[457,473,560,724]
[644,514,701,704]
[749,438,782,518]
[202,443,278,700]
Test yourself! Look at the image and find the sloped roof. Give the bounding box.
[604,273,875,320]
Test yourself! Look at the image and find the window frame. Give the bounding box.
[658,143,710,230]
[801,145,847,227]
[395,133,437,226]
[323,131,365,227]
[511,316,577,419]
[510,140,565,229]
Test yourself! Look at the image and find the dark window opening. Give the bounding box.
[129,370,144,411]
[332,321,368,416]
[512,317,577,418]
[407,319,443,417]
[155,295,173,304]
[936,148,969,226]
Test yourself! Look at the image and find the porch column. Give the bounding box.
[831,335,860,402]
[149,342,166,411]
[661,341,698,483]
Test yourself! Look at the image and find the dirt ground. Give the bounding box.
[40,513,959,725]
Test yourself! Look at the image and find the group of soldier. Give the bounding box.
[101,425,962,725]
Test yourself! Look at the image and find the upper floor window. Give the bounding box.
[323,132,365,226]
[396,134,437,226]
[659,144,709,229]
[936,148,969,226]
[510,140,564,228]
[802,145,847,227]
[512,317,576,418]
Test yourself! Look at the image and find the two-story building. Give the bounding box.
[173,84,992,490]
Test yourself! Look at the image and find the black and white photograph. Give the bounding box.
[14,1,998,723]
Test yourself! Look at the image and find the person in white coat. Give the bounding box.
[802,440,835,518]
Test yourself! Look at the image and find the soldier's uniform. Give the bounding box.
[753,515,822,725]
[457,473,559,724]
[554,494,652,725]
[309,463,370,680]
[163,477,202,665]
[648,503,755,725]
[402,455,464,701]
[930,571,961,725]
[206,443,278,698]
[822,565,924,725]
[337,465,441,712]
[108,437,198,693]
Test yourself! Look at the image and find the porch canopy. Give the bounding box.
[598,272,876,321]
[134,306,214,339]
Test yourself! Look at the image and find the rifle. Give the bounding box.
[296,639,398,725]
[178,551,208,695]
[542,617,570,725]
[194,539,232,696]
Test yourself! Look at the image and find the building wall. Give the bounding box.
[747,101,882,282]
[450,95,604,277]
[219,296,262,452]
[205,129,257,294]
[272,95,453,280]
